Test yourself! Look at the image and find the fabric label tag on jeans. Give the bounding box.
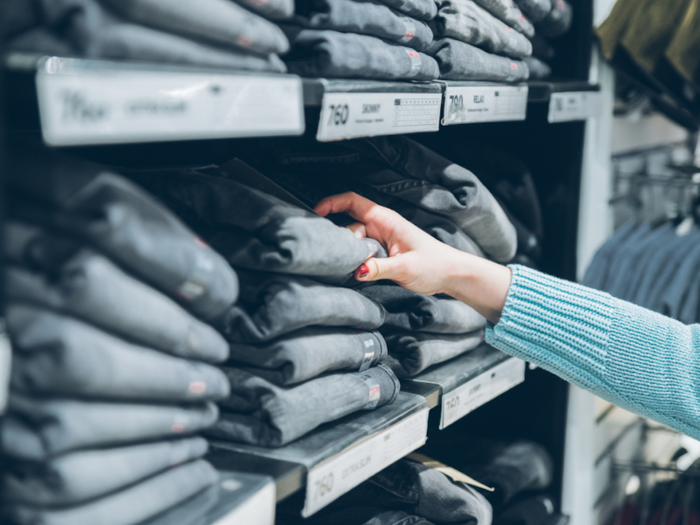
[176,250,215,301]
[405,49,422,76]
[359,371,381,409]
[358,333,379,372]
[442,84,528,125]
[398,18,417,43]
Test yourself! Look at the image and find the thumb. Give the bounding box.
[355,256,404,282]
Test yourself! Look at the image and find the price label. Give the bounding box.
[440,358,525,429]
[36,58,304,145]
[316,92,441,141]
[548,91,602,123]
[213,480,275,525]
[302,407,429,517]
[442,84,528,125]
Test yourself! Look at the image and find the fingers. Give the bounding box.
[314,192,380,224]
[355,256,405,283]
[346,222,367,239]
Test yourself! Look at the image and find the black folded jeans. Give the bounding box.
[281,26,440,80]
[3,459,217,525]
[227,327,388,385]
[7,305,230,402]
[217,272,387,343]
[294,0,434,52]
[3,437,208,506]
[207,364,400,446]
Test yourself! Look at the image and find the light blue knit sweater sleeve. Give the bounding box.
[486,265,700,441]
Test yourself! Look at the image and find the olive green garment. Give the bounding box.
[666,0,700,84]
[595,0,636,61]
[621,0,691,72]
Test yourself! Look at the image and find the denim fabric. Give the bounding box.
[513,0,551,22]
[227,327,388,385]
[432,0,533,58]
[375,0,437,20]
[535,0,572,38]
[8,0,287,72]
[3,460,217,525]
[217,272,386,343]
[663,242,700,320]
[310,458,493,524]
[359,282,486,333]
[427,38,529,82]
[383,330,485,377]
[500,203,541,262]
[133,169,379,285]
[281,27,440,80]
[233,0,295,20]
[2,437,208,506]
[294,0,434,52]
[523,56,551,78]
[7,168,239,322]
[208,364,400,446]
[680,268,700,324]
[530,34,555,60]
[101,0,290,55]
[2,395,218,460]
[5,255,228,363]
[582,221,637,290]
[601,222,654,298]
[495,495,562,525]
[472,0,535,37]
[141,482,218,525]
[292,508,436,525]
[7,305,230,402]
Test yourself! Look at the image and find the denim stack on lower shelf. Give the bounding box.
[6,0,293,72]
[135,168,402,448]
[1,157,240,525]
[279,0,440,79]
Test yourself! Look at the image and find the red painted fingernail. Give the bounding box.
[358,264,369,278]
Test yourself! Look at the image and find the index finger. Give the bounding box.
[314,192,381,223]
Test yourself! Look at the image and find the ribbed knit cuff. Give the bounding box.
[486,265,617,388]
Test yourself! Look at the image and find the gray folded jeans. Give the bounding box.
[2,395,218,460]
[227,327,388,385]
[5,250,228,363]
[432,0,533,58]
[473,0,534,37]
[514,0,551,22]
[3,460,218,525]
[7,305,230,402]
[294,0,434,52]
[232,0,295,20]
[427,38,530,82]
[208,364,400,446]
[281,26,440,80]
[3,437,208,506]
[218,272,387,343]
[375,0,438,20]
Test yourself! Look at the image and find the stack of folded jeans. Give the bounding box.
[280,0,440,79]
[426,0,532,81]
[7,0,292,73]
[134,168,401,447]
[1,159,239,524]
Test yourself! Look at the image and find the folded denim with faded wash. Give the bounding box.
[233,0,295,20]
[209,364,400,446]
[227,327,387,385]
[523,56,551,78]
[257,135,516,261]
[473,0,534,37]
[281,26,440,80]
[306,458,493,524]
[359,283,486,334]
[217,272,386,343]
[7,305,230,402]
[294,0,434,52]
[101,0,290,55]
[5,255,228,363]
[7,166,239,322]
[432,0,532,58]
[535,0,572,38]
[383,330,486,377]
[2,395,218,461]
[8,0,286,72]
[133,169,379,285]
[374,0,437,20]
[141,481,219,525]
[427,38,529,82]
[513,0,551,22]
[2,437,208,506]
[3,460,217,525]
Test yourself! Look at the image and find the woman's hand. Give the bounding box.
[314,192,513,323]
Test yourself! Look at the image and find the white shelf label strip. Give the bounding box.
[302,407,430,517]
[36,66,305,145]
[213,481,276,525]
[442,85,528,125]
[316,92,441,141]
[548,91,602,123]
[440,358,526,430]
